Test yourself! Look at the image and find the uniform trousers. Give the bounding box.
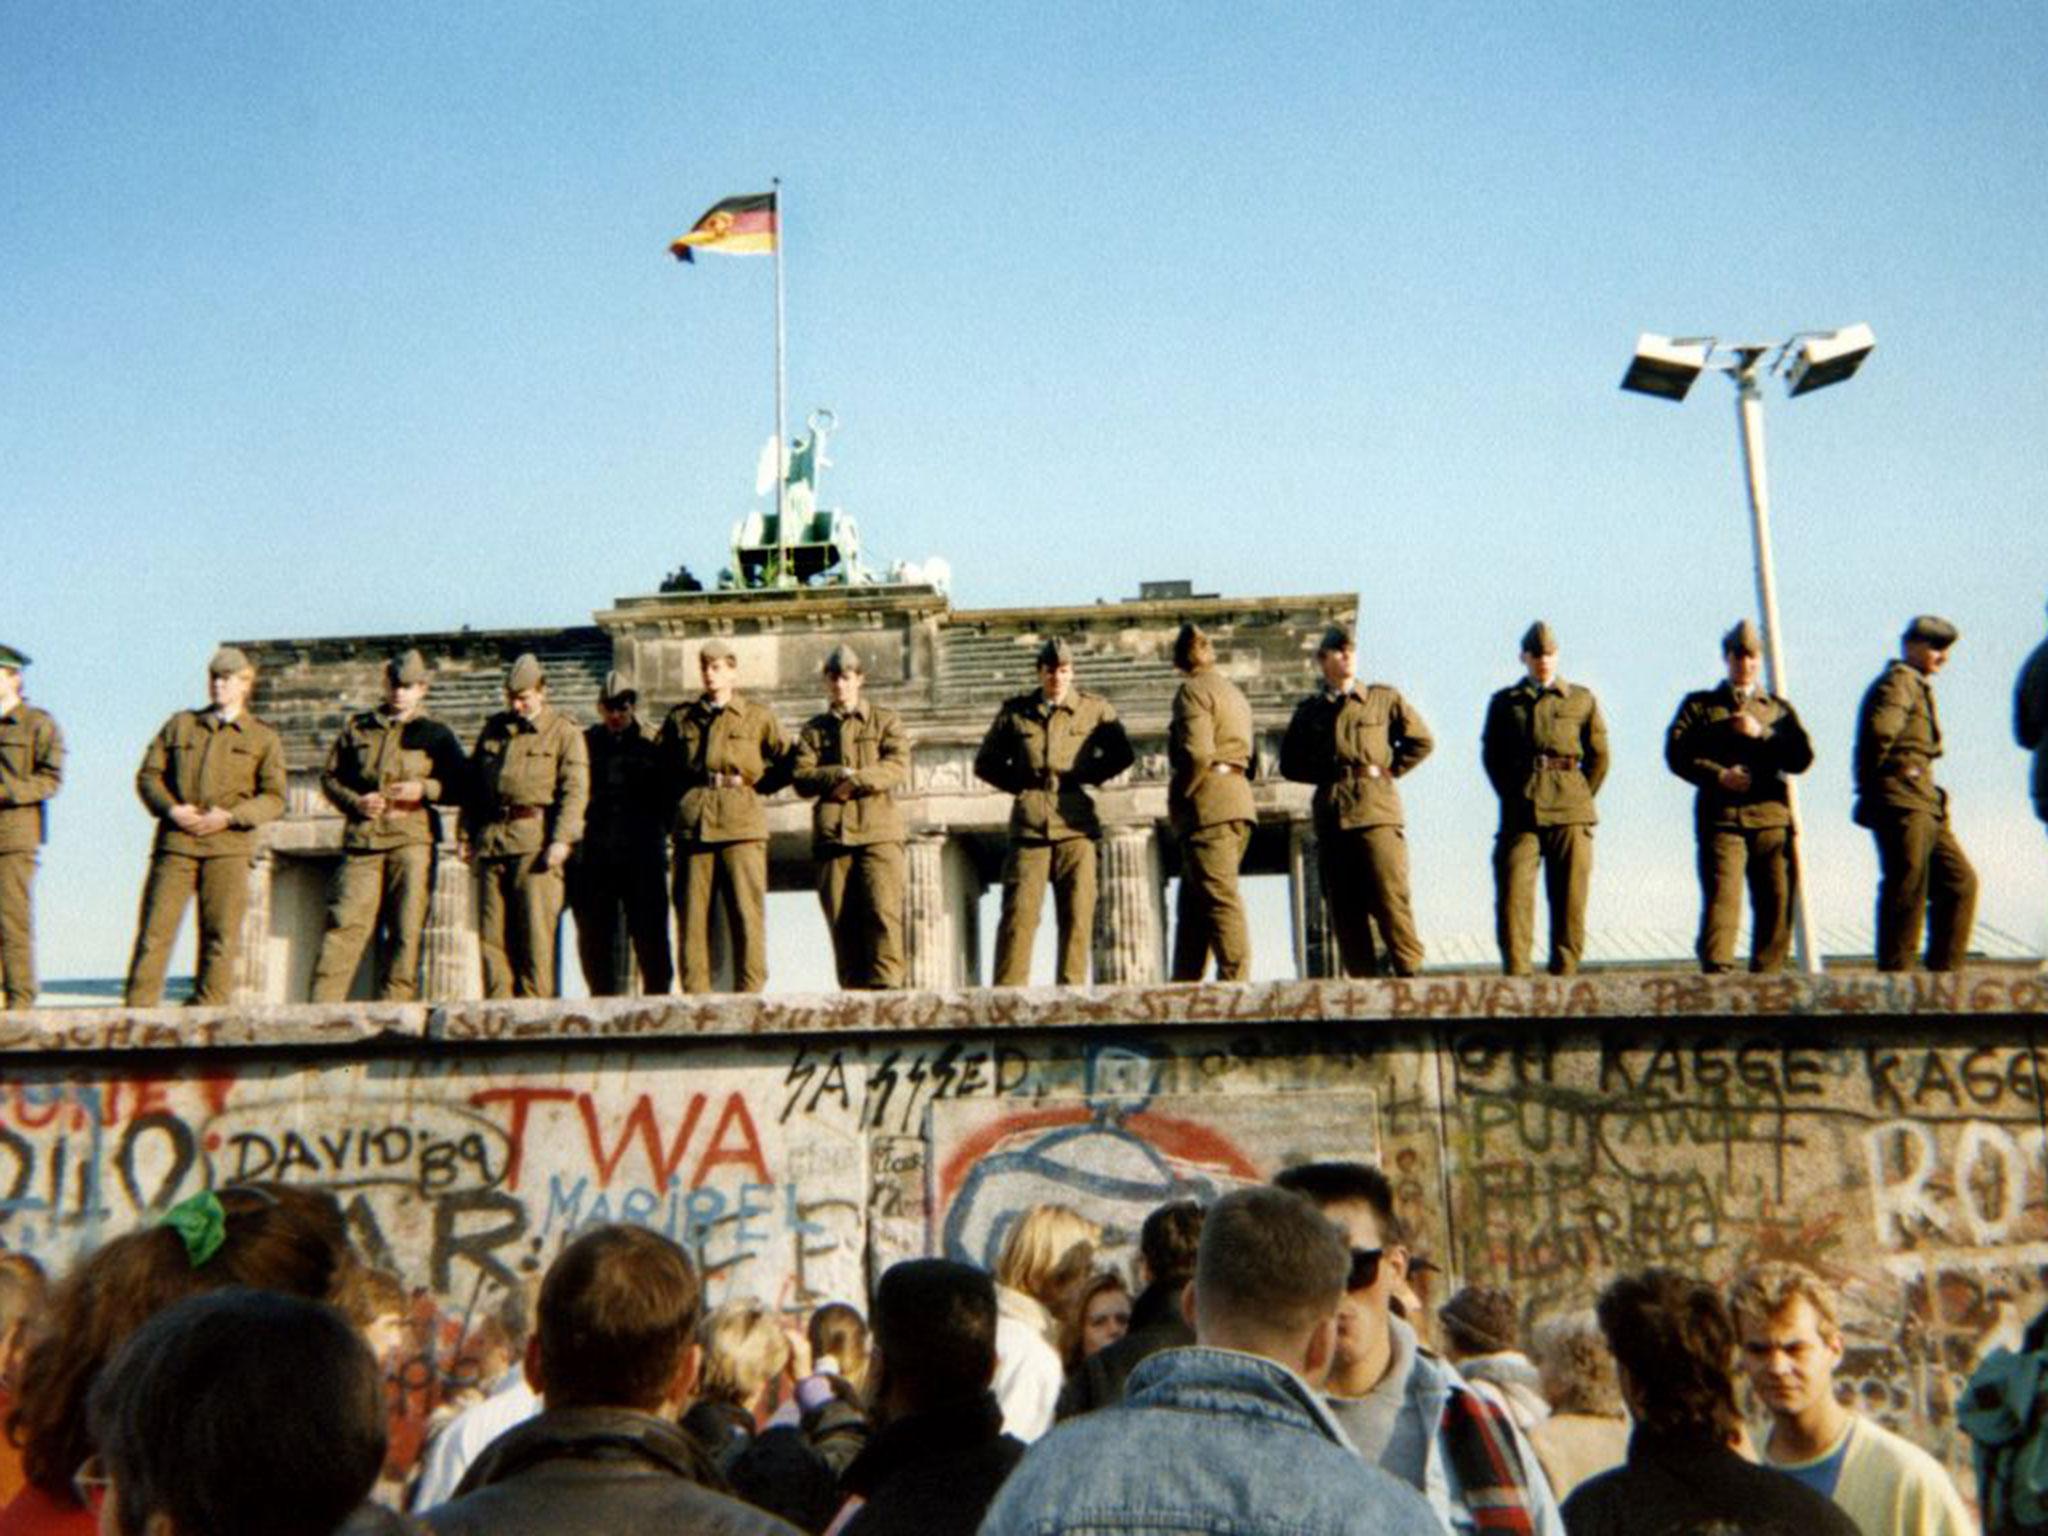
[125,851,251,1006]
[311,844,434,1001]
[570,854,674,996]
[1494,824,1592,976]
[476,852,566,999]
[816,841,906,990]
[992,837,1096,986]
[1870,810,1978,972]
[0,852,37,1009]
[1319,823,1424,977]
[1171,821,1252,982]
[1695,824,1795,974]
[674,839,768,993]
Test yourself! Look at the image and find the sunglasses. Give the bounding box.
[1347,1247,1384,1291]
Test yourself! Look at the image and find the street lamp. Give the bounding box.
[1620,324,1876,975]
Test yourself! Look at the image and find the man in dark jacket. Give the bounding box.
[831,1259,1025,1536]
[422,1224,796,1536]
[1058,1198,1204,1419]
[2016,601,2048,836]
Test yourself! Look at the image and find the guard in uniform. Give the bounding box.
[1854,615,1977,971]
[1168,623,1257,981]
[0,645,63,1010]
[310,649,467,1001]
[974,637,1134,986]
[1280,623,1433,977]
[1480,621,1609,976]
[793,645,911,989]
[462,653,588,999]
[570,671,674,996]
[1664,620,1815,973]
[125,646,287,1006]
[659,638,789,993]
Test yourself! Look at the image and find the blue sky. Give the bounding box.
[6,1,2045,988]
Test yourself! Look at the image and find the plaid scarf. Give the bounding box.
[1439,1383,1541,1536]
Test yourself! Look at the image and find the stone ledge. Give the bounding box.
[5,968,2044,1055]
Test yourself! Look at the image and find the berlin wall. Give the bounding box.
[4,969,2046,1490]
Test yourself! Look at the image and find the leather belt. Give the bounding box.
[1210,763,1245,776]
[1344,764,1385,780]
[383,796,425,812]
[705,771,749,789]
[1534,754,1580,771]
[502,805,545,822]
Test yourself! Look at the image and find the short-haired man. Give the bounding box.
[1057,1197,1204,1418]
[462,653,589,999]
[830,1259,1025,1536]
[980,1186,1439,1536]
[794,645,911,989]
[1664,619,1815,974]
[1168,623,1257,982]
[1730,1261,1971,1536]
[1481,621,1609,976]
[125,646,287,1006]
[1281,623,1434,977]
[312,649,468,1001]
[659,639,790,993]
[1273,1161,1565,1535]
[422,1224,796,1536]
[0,645,62,1011]
[2018,598,2048,837]
[570,670,673,996]
[974,637,1134,986]
[1854,616,1978,972]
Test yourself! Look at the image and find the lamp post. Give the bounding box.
[1620,324,1876,975]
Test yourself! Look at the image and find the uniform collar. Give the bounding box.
[832,700,869,721]
[697,691,739,717]
[202,705,247,731]
[1038,690,1074,715]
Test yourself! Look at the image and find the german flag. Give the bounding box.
[669,192,777,261]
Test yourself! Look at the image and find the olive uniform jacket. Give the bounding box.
[1853,660,1946,826]
[1665,682,1814,830]
[321,710,468,851]
[0,704,63,854]
[973,690,1134,842]
[658,693,791,847]
[1481,678,1609,830]
[136,708,287,857]
[1168,667,1257,834]
[1279,684,1433,830]
[793,702,911,848]
[464,706,589,858]
[581,718,670,862]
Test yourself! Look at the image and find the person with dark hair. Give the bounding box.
[827,1259,1024,1536]
[1167,622,1257,981]
[979,1187,1438,1536]
[569,670,674,997]
[1273,1161,1565,1535]
[0,1185,357,1536]
[420,1224,793,1536]
[84,1288,394,1536]
[1057,1197,1205,1419]
[1438,1284,1549,1434]
[1560,1268,1860,1536]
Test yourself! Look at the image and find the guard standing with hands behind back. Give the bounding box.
[1168,622,1257,982]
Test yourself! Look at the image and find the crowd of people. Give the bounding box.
[0,1162,1999,1536]
[3,602,2045,1009]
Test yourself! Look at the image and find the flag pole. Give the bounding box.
[773,176,790,587]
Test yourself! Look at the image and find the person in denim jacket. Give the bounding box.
[977,1186,1438,1536]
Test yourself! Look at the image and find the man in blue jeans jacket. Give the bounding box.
[977,1186,1438,1536]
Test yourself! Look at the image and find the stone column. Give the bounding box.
[904,832,960,990]
[233,849,275,1006]
[422,843,483,1001]
[1289,817,1337,979]
[1093,821,1167,986]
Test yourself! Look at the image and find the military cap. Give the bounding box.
[0,644,28,670]
[1036,636,1073,668]
[699,637,737,664]
[599,669,636,703]
[385,649,429,686]
[1519,621,1558,656]
[506,653,546,692]
[1317,623,1356,655]
[208,645,253,677]
[1903,614,1960,648]
[1722,619,1763,656]
[823,644,863,675]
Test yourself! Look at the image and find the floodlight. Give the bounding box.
[1785,323,1875,397]
[1619,334,1712,402]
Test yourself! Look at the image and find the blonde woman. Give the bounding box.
[989,1204,1099,1441]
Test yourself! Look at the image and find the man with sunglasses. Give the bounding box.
[1273,1162,1564,1536]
